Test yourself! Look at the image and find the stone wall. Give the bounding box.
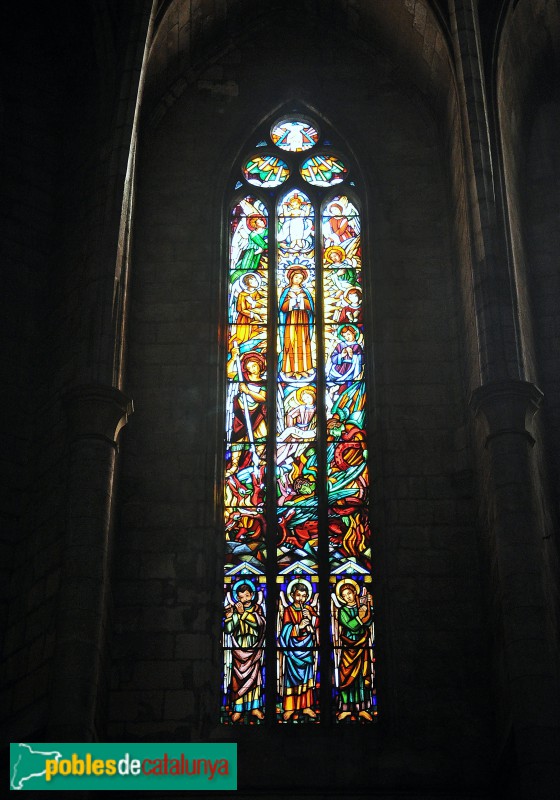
[107,5,493,793]
[0,0,149,742]
[2,1,559,797]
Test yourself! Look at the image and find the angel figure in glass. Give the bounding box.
[332,578,375,722]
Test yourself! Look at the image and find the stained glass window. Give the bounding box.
[301,154,347,186]
[222,116,376,726]
[271,119,319,152]
[243,155,290,187]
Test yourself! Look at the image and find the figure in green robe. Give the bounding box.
[235,215,268,273]
[336,580,374,721]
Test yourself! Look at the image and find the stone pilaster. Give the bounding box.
[47,385,133,740]
[450,0,560,792]
[471,380,560,799]
[449,0,521,382]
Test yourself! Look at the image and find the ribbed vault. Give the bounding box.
[145,0,455,125]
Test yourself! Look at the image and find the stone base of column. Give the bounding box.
[471,379,560,800]
[46,385,133,741]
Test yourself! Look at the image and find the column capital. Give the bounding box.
[63,384,134,445]
[470,379,543,447]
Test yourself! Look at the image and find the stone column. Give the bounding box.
[471,380,560,798]
[449,0,560,796]
[47,385,133,741]
[449,0,522,382]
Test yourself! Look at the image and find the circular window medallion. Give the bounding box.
[300,154,347,186]
[271,119,319,152]
[243,155,290,187]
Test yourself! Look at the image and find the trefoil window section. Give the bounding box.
[222,116,376,725]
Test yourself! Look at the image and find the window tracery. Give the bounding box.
[222,115,376,724]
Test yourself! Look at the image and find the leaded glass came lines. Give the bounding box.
[222,116,376,725]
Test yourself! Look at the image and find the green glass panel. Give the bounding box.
[243,155,289,187]
[330,576,376,722]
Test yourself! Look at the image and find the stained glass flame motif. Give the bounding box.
[223,119,375,726]
[301,154,347,186]
[323,196,375,721]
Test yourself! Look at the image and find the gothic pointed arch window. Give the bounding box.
[222,114,376,724]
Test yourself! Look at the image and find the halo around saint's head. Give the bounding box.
[295,385,316,404]
[343,286,362,303]
[240,271,262,289]
[233,578,257,598]
[335,577,360,603]
[247,213,267,230]
[324,245,346,264]
[286,265,309,284]
[240,350,266,377]
[337,323,360,340]
[287,577,313,599]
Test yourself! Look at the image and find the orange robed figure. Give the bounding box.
[278,267,314,379]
